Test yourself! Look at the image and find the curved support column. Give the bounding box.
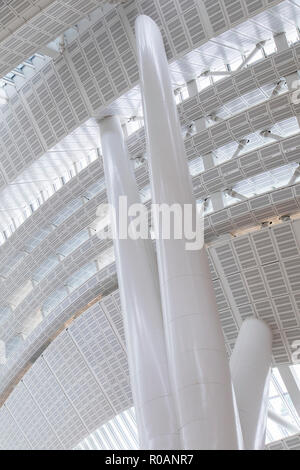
[135,15,239,450]
[230,318,272,450]
[98,116,180,450]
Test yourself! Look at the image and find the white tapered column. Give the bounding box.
[230,318,272,450]
[136,15,239,450]
[98,116,180,450]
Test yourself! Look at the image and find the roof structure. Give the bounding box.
[0,0,300,450]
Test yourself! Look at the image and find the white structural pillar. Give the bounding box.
[230,318,272,450]
[136,15,239,450]
[98,116,180,450]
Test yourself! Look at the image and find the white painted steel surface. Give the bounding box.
[99,116,180,449]
[230,319,272,450]
[136,15,239,450]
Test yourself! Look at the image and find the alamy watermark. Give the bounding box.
[94,196,204,251]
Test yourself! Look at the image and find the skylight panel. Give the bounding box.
[228,54,243,71]
[42,287,68,318]
[32,256,60,283]
[8,279,33,310]
[0,307,11,322]
[94,431,110,450]
[214,141,241,165]
[275,117,300,137]
[50,197,83,226]
[210,106,232,121]
[76,378,300,450]
[266,368,300,444]
[0,54,48,98]
[233,163,297,199]
[0,118,99,244]
[188,156,204,176]
[96,246,115,272]
[242,88,270,107]
[66,262,97,292]
[115,413,138,449]
[0,251,26,278]
[83,178,106,200]
[57,229,89,258]
[5,335,23,358]
[24,226,54,253]
[74,408,138,451]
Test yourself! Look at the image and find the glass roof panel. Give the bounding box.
[0,120,99,243]
[75,366,300,450]
[290,365,300,390]
[57,229,90,258]
[74,408,138,451]
[42,287,68,318]
[50,197,83,227]
[66,262,97,292]
[233,162,298,199]
[266,368,300,444]
[32,256,60,283]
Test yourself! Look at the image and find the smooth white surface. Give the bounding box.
[230,318,272,450]
[98,116,180,449]
[136,15,239,450]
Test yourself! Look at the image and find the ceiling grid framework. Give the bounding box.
[0,265,119,403]
[1,30,300,243]
[2,89,300,286]
[0,232,112,342]
[2,170,300,352]
[0,157,105,259]
[75,407,300,450]
[2,219,300,415]
[208,220,300,364]
[266,433,300,449]
[0,0,125,79]
[0,36,296,241]
[0,296,132,450]
[0,264,300,449]
[1,120,300,306]
[2,0,300,451]
[0,128,298,305]
[126,88,300,167]
[0,0,285,190]
[1,178,299,387]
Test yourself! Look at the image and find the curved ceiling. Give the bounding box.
[1,0,300,451]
